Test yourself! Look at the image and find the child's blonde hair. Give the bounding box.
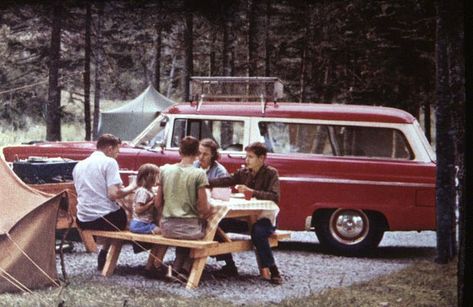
[136,163,159,187]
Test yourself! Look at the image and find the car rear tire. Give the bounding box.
[314,209,385,255]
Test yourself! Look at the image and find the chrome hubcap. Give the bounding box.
[329,209,369,245]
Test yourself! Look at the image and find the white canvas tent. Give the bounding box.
[97,84,174,140]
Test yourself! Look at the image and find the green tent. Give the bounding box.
[97,85,174,140]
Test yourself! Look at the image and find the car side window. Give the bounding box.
[171,119,187,147]
[259,122,333,155]
[259,121,413,160]
[331,126,413,159]
[171,118,244,151]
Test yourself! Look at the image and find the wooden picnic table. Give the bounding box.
[85,194,290,289]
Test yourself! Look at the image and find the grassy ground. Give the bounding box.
[0,121,86,147]
[287,259,457,307]
[0,258,457,306]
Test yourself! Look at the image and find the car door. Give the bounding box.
[251,118,436,232]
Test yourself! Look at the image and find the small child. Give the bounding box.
[129,163,160,235]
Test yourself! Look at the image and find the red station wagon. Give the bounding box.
[2,77,436,254]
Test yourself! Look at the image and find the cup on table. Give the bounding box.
[243,190,253,200]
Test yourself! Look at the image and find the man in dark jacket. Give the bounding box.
[209,142,282,285]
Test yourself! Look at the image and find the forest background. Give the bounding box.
[0,0,468,304]
[0,0,455,143]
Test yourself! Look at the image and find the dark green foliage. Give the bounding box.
[0,0,438,129]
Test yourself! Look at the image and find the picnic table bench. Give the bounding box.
[84,196,290,289]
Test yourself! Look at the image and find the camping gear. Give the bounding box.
[97,84,174,140]
[0,157,63,293]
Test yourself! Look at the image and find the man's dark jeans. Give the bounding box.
[217,217,276,268]
[77,207,127,231]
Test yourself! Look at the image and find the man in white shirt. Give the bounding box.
[73,134,136,270]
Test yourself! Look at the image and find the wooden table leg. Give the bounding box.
[146,245,168,270]
[101,239,123,277]
[186,256,208,289]
[79,229,98,253]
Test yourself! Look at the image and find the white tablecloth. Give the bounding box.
[208,195,279,226]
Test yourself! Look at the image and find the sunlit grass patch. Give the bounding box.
[0,120,85,147]
[0,91,125,147]
[283,259,457,307]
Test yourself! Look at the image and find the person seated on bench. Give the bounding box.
[194,138,235,272]
[209,142,283,285]
[155,136,214,281]
[72,134,137,270]
[193,138,229,180]
[129,163,160,235]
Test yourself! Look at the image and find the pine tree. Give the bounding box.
[46,1,63,141]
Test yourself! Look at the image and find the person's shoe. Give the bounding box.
[269,265,283,285]
[97,249,108,271]
[213,263,239,278]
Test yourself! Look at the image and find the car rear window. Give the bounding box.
[259,122,413,160]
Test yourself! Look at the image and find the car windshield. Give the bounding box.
[130,114,168,149]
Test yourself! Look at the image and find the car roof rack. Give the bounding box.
[190,76,284,113]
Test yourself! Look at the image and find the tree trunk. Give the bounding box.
[248,0,258,77]
[141,46,149,86]
[46,2,62,141]
[183,11,193,102]
[209,30,216,76]
[443,1,467,305]
[459,154,472,306]
[299,2,312,103]
[166,55,176,98]
[434,0,456,264]
[222,3,235,76]
[460,72,472,307]
[448,8,463,261]
[83,1,92,141]
[264,0,271,77]
[299,47,306,103]
[154,22,162,92]
[93,1,104,139]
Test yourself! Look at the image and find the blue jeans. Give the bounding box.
[129,219,157,234]
[217,218,276,268]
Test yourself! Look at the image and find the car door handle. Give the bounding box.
[227,153,246,159]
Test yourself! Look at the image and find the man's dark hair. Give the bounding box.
[96,134,121,149]
[245,142,268,157]
[200,138,220,163]
[180,136,200,156]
